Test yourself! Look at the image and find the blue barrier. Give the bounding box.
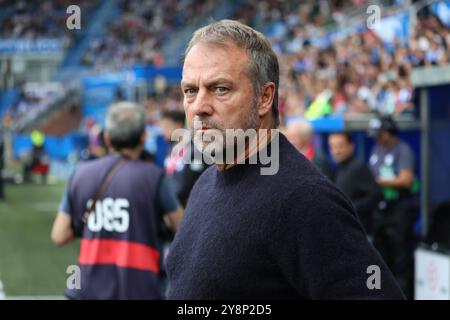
[132,65,182,82]
[13,133,88,161]
[311,116,345,132]
[12,130,169,168]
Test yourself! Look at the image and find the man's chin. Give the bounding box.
[193,140,220,153]
[192,139,225,161]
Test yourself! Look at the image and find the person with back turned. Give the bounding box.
[51,102,183,299]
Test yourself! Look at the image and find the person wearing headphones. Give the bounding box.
[368,115,418,299]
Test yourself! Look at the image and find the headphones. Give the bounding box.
[379,115,398,135]
[368,115,398,136]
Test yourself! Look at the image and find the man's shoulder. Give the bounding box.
[277,154,339,204]
[277,140,353,210]
[397,140,414,155]
[74,155,162,178]
[370,143,383,154]
[287,173,336,196]
[74,156,109,173]
[192,163,215,183]
[279,171,358,227]
[75,154,116,171]
[277,134,324,181]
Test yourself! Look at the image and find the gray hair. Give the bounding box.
[185,19,280,127]
[105,101,146,150]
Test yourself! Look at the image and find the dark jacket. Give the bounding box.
[333,156,383,234]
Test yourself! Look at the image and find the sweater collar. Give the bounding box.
[216,129,275,171]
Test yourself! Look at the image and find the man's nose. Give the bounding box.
[191,88,213,117]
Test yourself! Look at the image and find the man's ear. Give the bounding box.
[258,82,275,117]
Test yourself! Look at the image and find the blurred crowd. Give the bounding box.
[234,0,450,121]
[81,0,218,69]
[130,0,450,126]
[0,0,99,47]
[2,0,450,127]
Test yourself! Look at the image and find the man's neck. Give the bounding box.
[113,147,142,160]
[384,137,398,149]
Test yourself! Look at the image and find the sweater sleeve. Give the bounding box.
[271,176,405,299]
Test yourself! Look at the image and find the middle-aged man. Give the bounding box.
[51,102,183,299]
[159,110,207,207]
[166,20,405,299]
[328,132,383,237]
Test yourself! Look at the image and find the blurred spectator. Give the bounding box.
[23,130,49,184]
[159,110,207,207]
[328,132,383,237]
[158,109,207,298]
[79,128,108,161]
[368,115,418,299]
[285,118,334,179]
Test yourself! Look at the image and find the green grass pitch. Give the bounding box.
[0,182,79,297]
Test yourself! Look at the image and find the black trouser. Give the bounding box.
[373,199,416,298]
[23,159,38,182]
[23,156,47,183]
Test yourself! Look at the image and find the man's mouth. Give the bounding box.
[198,126,211,133]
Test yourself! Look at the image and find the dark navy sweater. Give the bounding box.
[166,133,405,299]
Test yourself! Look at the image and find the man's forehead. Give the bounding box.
[182,42,249,81]
[181,74,235,87]
[186,40,247,60]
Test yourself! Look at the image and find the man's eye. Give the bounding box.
[215,87,228,94]
[184,88,197,96]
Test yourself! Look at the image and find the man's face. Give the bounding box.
[375,131,390,146]
[181,41,258,152]
[328,134,354,164]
